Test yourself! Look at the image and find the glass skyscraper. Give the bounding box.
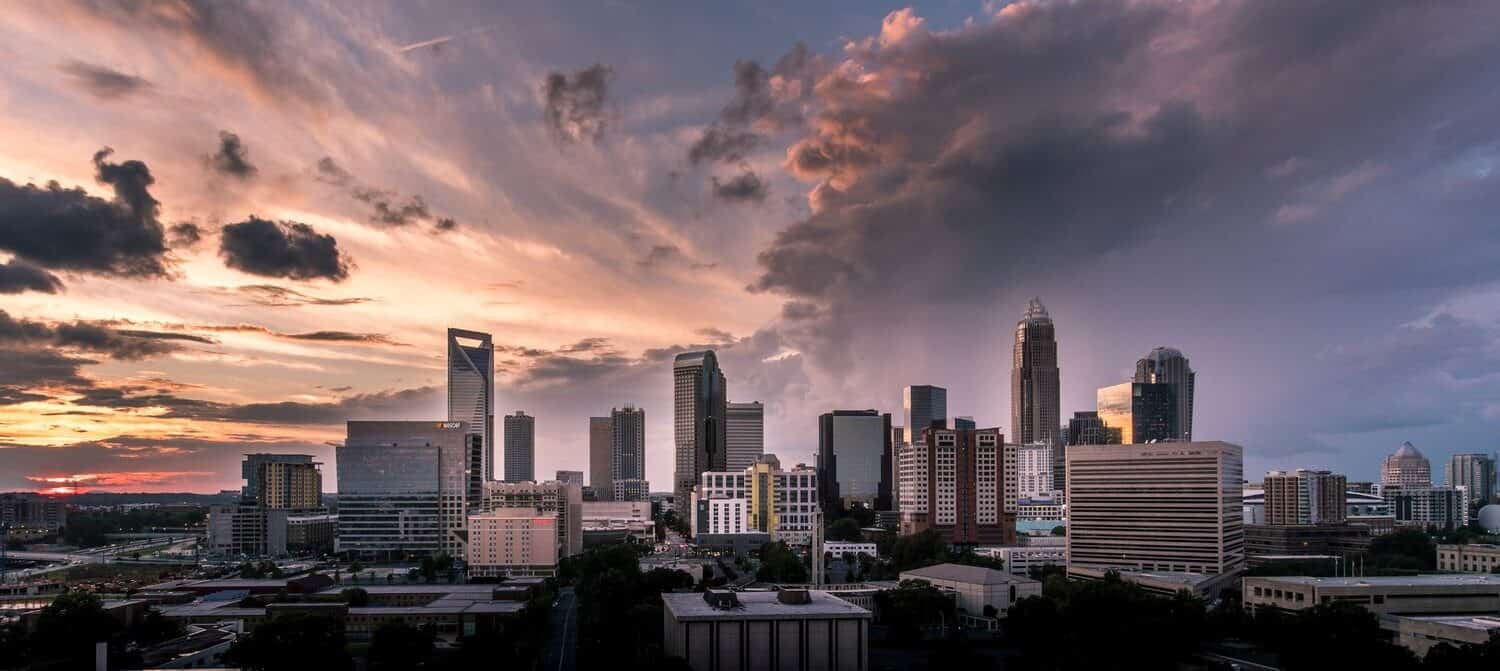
[338,420,472,559]
[1011,298,1060,447]
[1096,381,1176,444]
[503,411,535,482]
[674,350,727,513]
[902,385,947,446]
[611,405,647,500]
[817,409,893,512]
[447,328,494,479]
[1134,347,1196,441]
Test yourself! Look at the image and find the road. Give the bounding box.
[541,586,577,671]
[1203,651,1280,671]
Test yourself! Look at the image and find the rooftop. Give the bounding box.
[662,590,871,621]
[900,563,1040,586]
[1394,615,1500,632]
[1247,574,1500,587]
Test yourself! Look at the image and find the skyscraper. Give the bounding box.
[1263,469,1347,525]
[1096,382,1176,444]
[241,453,321,509]
[339,421,474,558]
[1011,298,1060,447]
[1446,453,1497,518]
[1134,347,1196,441]
[674,350,727,512]
[588,416,611,495]
[817,410,893,512]
[896,427,1016,545]
[1383,441,1432,487]
[447,329,494,479]
[902,385,947,446]
[725,401,765,471]
[503,411,535,482]
[611,405,647,500]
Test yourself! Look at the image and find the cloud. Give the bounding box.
[0,259,63,294]
[686,42,820,166]
[711,171,768,203]
[57,60,151,100]
[167,222,203,248]
[315,157,457,231]
[194,323,406,346]
[207,130,257,179]
[688,127,762,166]
[233,284,369,307]
[219,216,351,281]
[1272,161,1388,225]
[0,309,211,361]
[0,148,169,278]
[543,64,611,144]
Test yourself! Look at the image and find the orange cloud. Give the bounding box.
[25,471,215,493]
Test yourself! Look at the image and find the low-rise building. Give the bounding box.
[481,480,582,558]
[1243,575,1500,615]
[1388,614,1500,657]
[206,503,288,558]
[1068,566,1241,599]
[286,512,337,555]
[0,493,67,533]
[823,541,878,558]
[975,545,1067,577]
[662,589,871,671]
[1436,544,1500,574]
[897,563,1041,618]
[1243,524,1371,565]
[580,500,654,544]
[466,508,559,578]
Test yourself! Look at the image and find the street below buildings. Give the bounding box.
[541,586,578,671]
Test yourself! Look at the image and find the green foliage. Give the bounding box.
[875,579,955,644]
[341,587,369,607]
[1051,525,1067,536]
[369,621,435,670]
[238,560,284,579]
[61,508,204,547]
[1254,602,1418,670]
[889,529,950,571]
[1421,630,1500,667]
[1245,558,1340,577]
[24,590,123,670]
[826,517,864,542]
[573,544,692,668]
[224,613,351,671]
[755,541,808,583]
[1005,573,1208,669]
[1366,529,1437,574]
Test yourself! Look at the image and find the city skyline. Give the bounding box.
[4,2,1500,493]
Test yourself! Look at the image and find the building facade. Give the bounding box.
[661,590,871,671]
[898,563,1042,619]
[0,493,66,532]
[338,421,477,559]
[902,385,947,447]
[1066,441,1245,575]
[1383,441,1432,488]
[1263,469,1347,525]
[1436,544,1500,574]
[1011,298,1060,448]
[1384,486,1464,530]
[447,328,494,480]
[1445,453,1497,518]
[481,480,583,558]
[241,454,321,510]
[1243,575,1500,615]
[1096,381,1176,445]
[1133,347,1195,441]
[674,351,728,513]
[588,416,612,496]
[817,410,893,512]
[725,401,764,472]
[1015,443,1055,500]
[555,471,584,486]
[896,427,1017,546]
[466,508,559,578]
[610,405,646,500]
[693,455,820,547]
[206,503,288,557]
[503,411,535,483]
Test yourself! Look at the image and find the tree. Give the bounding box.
[25,590,122,669]
[1051,525,1066,536]
[889,529,950,571]
[875,579,954,644]
[1367,529,1437,573]
[341,587,369,607]
[1422,630,1500,667]
[755,542,808,583]
[224,614,351,671]
[368,621,434,670]
[827,517,863,542]
[1272,602,1418,670]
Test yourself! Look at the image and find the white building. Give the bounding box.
[662,590,871,671]
[1384,485,1465,530]
[1016,442,1054,500]
[975,546,1067,577]
[693,455,820,547]
[823,541,878,558]
[700,498,748,535]
[898,563,1041,618]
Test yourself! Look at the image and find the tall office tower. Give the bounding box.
[1066,442,1245,575]
[503,411,535,482]
[817,410,893,512]
[339,421,473,559]
[725,402,765,471]
[1446,453,1497,518]
[896,427,1017,545]
[1012,298,1061,448]
[948,416,977,431]
[447,329,494,480]
[480,480,583,558]
[674,350,727,513]
[902,385,947,446]
[241,454,322,510]
[611,405,647,500]
[1016,443,1055,500]
[588,416,612,495]
[556,471,584,486]
[1263,469,1347,525]
[1096,382,1176,444]
[1382,442,1433,487]
[693,454,820,547]
[1134,347,1196,441]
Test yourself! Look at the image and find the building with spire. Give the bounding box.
[447,328,494,480]
[674,350,727,513]
[1134,347,1196,441]
[1011,298,1060,448]
[1383,442,1433,488]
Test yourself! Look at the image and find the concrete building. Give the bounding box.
[338,421,478,559]
[610,405,647,500]
[699,498,748,535]
[823,541,878,558]
[467,508,559,578]
[206,503,288,557]
[1384,485,1465,530]
[588,416,612,495]
[1095,381,1176,445]
[1391,614,1500,657]
[1069,566,1240,599]
[581,500,655,544]
[1133,347,1195,441]
[898,563,1041,618]
[1446,453,1497,518]
[241,454,321,510]
[817,410,893,512]
[1243,488,1393,527]
[675,350,727,514]
[897,427,1017,545]
[662,589,872,671]
[286,512,337,555]
[1263,469,1347,525]
[1243,524,1370,565]
[503,411,535,482]
[902,385,947,448]
[693,454,819,547]
[556,470,584,486]
[975,546,1067,577]
[447,328,494,480]
[1383,441,1432,488]
[1012,298,1060,448]
[726,401,764,472]
[1066,441,1244,575]
[0,493,66,533]
[1437,543,1500,574]
[481,480,582,558]
[1015,442,1055,500]
[1243,575,1500,615]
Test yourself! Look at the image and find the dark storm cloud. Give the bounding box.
[687,42,819,166]
[189,322,405,345]
[57,60,151,100]
[0,259,63,294]
[315,157,457,231]
[0,148,169,278]
[687,127,761,166]
[219,216,350,282]
[711,171,768,203]
[0,309,211,361]
[314,157,353,187]
[0,346,94,406]
[167,222,202,248]
[543,64,611,145]
[233,284,369,307]
[208,130,257,179]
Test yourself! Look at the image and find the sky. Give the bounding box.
[2,1,1499,495]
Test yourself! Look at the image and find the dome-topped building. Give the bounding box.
[1382,441,1432,488]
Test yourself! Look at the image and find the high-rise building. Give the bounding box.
[466,508,559,578]
[0,493,66,532]
[1384,486,1465,530]
[206,502,288,557]
[1383,442,1433,488]
[447,329,494,480]
[338,421,477,559]
[902,385,947,447]
[1263,469,1347,525]
[504,411,535,482]
[610,405,647,501]
[481,480,583,558]
[1011,298,1061,447]
[1016,443,1055,500]
[674,350,727,513]
[1063,411,1122,492]
[949,416,976,431]
[1446,453,1497,518]
[896,427,1017,545]
[1134,347,1196,441]
[556,471,584,486]
[240,453,321,510]
[817,410,893,512]
[588,416,612,495]
[726,401,765,471]
[1066,441,1245,575]
[1096,382,1176,444]
[693,454,820,547]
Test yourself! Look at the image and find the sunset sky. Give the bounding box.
[2,1,1499,494]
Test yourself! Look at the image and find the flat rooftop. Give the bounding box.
[1395,614,1500,631]
[663,591,871,621]
[900,563,1040,586]
[1248,574,1500,587]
